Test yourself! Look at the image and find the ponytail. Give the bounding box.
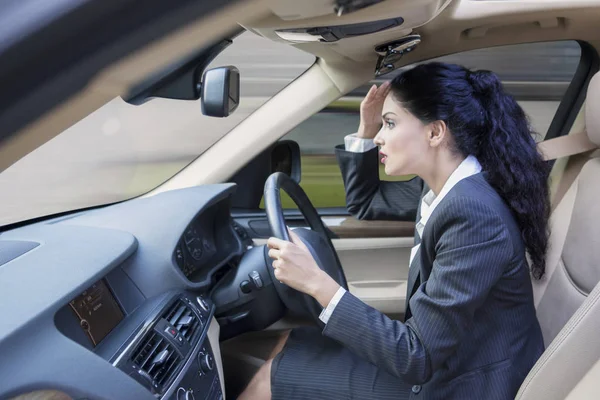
[468,70,550,279]
[390,62,550,279]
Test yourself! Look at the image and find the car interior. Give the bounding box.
[2,0,600,399]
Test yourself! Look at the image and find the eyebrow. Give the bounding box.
[382,112,397,119]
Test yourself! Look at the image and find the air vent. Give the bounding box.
[131,331,181,392]
[163,299,201,341]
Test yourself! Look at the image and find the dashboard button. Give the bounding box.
[196,297,209,312]
[200,353,214,373]
[176,335,184,346]
[240,280,252,294]
[249,271,263,289]
[185,389,195,400]
[164,325,178,339]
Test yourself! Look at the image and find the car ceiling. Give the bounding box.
[245,0,600,67]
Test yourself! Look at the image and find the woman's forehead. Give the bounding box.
[382,94,410,117]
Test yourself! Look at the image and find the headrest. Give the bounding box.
[585,72,600,146]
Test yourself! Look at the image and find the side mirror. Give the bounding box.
[271,140,301,184]
[201,66,240,117]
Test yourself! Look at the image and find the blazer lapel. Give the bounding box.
[405,246,422,318]
[404,183,429,317]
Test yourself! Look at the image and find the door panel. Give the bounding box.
[252,235,413,316]
[323,217,415,238]
[239,210,415,316]
[333,237,412,315]
[238,213,415,239]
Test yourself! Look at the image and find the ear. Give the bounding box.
[427,120,448,148]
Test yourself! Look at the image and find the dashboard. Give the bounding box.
[0,184,244,400]
[173,201,244,283]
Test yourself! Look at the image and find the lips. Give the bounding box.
[380,151,387,164]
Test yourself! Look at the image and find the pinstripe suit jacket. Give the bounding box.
[331,146,545,399]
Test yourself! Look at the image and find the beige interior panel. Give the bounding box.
[207,318,226,398]
[250,0,454,64]
[253,236,412,315]
[566,358,600,400]
[245,0,600,69]
[324,216,416,238]
[334,238,412,314]
[9,391,72,400]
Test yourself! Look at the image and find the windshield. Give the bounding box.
[0,31,315,227]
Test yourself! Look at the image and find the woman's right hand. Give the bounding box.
[357,81,391,139]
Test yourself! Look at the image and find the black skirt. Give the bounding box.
[271,326,411,400]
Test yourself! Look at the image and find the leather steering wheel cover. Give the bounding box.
[263,173,291,242]
[263,172,348,322]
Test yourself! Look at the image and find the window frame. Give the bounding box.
[231,40,598,240]
[283,40,595,212]
[545,41,599,143]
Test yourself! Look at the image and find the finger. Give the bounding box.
[268,248,281,260]
[375,81,391,100]
[363,84,377,103]
[288,229,309,252]
[272,258,283,269]
[382,82,392,97]
[267,237,286,249]
[273,266,284,282]
[288,228,300,243]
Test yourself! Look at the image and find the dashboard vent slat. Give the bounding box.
[163,299,201,341]
[132,333,164,371]
[130,331,181,393]
[157,350,181,387]
[152,342,181,386]
[167,303,186,326]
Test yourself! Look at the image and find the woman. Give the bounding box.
[239,62,548,399]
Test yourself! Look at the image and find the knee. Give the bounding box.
[239,358,273,400]
[256,358,274,394]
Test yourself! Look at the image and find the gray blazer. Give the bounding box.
[331,146,545,399]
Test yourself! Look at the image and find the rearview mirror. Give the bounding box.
[201,66,240,117]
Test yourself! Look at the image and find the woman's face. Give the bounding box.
[374,93,431,177]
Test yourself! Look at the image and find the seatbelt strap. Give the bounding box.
[531,131,597,305]
[537,131,597,161]
[536,131,597,209]
[532,176,578,307]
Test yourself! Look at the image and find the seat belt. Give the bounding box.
[537,131,596,161]
[531,131,597,306]
[537,131,598,209]
[532,176,578,307]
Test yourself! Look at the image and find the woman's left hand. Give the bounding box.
[267,230,340,307]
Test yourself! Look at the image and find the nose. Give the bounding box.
[373,128,384,146]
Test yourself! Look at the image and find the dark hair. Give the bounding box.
[390,62,550,279]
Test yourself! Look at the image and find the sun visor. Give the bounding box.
[275,17,404,43]
[270,0,385,20]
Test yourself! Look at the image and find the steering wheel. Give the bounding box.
[263,172,348,326]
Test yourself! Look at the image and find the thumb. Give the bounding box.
[288,227,309,251]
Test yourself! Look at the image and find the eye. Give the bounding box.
[384,119,395,129]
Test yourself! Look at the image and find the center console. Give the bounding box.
[111,293,223,400]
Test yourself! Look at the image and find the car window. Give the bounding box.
[279,40,582,209]
[0,31,315,226]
